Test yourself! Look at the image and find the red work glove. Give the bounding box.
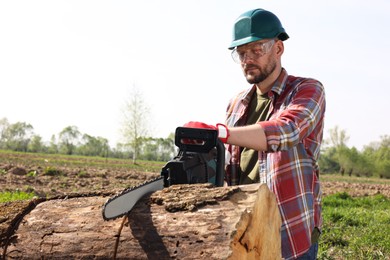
[183,121,230,143]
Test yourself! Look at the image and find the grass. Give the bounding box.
[318,192,390,259]
[0,190,36,203]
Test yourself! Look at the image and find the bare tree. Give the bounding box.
[0,117,10,149]
[328,125,349,148]
[121,86,150,164]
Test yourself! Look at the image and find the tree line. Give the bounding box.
[0,87,176,163]
[0,117,175,162]
[0,117,389,178]
[319,126,389,179]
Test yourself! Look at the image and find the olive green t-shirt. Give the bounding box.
[239,89,271,184]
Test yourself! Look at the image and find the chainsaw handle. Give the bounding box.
[175,127,218,153]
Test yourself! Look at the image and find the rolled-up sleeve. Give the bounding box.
[258,79,326,152]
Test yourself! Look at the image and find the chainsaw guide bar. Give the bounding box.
[102,176,164,221]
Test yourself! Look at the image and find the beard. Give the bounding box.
[244,58,277,84]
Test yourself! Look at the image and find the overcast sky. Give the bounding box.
[0,0,389,150]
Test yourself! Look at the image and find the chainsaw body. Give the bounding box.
[161,127,225,187]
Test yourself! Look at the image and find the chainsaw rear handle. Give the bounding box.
[174,127,225,187]
[175,127,218,153]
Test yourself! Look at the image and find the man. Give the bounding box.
[186,8,325,259]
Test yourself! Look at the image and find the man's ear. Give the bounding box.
[276,40,284,56]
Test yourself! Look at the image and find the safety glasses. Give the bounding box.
[231,39,276,63]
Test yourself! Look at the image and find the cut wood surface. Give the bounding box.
[3,183,281,259]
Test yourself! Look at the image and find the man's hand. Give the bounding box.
[183,121,230,143]
[183,121,216,130]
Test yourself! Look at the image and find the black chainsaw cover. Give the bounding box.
[161,127,225,187]
[161,149,217,186]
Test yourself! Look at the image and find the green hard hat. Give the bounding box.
[228,9,289,50]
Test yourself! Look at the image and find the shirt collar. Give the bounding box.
[269,68,288,96]
[239,68,288,104]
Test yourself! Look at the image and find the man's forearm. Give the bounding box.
[227,124,268,151]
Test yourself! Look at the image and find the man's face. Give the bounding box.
[234,39,277,84]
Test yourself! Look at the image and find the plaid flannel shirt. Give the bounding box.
[225,68,325,259]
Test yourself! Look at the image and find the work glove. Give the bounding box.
[183,121,230,143]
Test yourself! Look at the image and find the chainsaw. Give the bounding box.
[102,127,225,220]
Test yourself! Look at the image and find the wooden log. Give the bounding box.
[3,183,281,259]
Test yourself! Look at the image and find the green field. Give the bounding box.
[319,193,389,259]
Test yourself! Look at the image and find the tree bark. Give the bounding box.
[3,183,281,259]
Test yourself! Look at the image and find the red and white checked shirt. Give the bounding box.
[225,68,325,259]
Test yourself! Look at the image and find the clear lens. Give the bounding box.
[231,49,240,63]
[231,39,275,63]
